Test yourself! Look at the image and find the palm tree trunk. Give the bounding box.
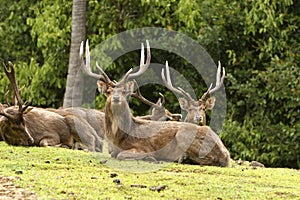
[63,0,86,107]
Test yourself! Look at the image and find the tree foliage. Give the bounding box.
[0,0,299,168]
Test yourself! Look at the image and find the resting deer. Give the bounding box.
[81,40,230,166]
[46,107,104,152]
[57,107,105,140]
[161,61,225,126]
[132,81,181,121]
[0,61,102,152]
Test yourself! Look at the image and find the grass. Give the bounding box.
[0,142,299,200]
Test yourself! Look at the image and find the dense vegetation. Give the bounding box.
[0,0,299,168]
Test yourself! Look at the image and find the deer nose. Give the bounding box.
[112,94,120,102]
[28,137,34,145]
[195,114,203,122]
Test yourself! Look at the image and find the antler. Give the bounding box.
[80,40,115,86]
[131,80,161,109]
[2,61,27,113]
[81,40,151,87]
[161,61,194,101]
[199,61,225,103]
[0,103,14,120]
[117,40,151,86]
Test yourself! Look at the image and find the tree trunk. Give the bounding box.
[63,0,86,107]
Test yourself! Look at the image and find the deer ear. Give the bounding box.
[178,98,189,111]
[23,107,33,115]
[126,81,135,94]
[170,113,182,121]
[97,80,107,94]
[205,97,216,110]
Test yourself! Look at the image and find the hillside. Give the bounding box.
[0,142,299,199]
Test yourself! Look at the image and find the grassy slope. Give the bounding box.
[0,142,299,200]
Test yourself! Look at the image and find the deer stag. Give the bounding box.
[81,40,230,166]
[0,61,102,152]
[161,61,225,126]
[132,81,181,121]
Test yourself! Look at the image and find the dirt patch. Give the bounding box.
[0,176,36,200]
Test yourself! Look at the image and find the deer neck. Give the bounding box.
[105,96,134,139]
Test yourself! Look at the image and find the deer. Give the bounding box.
[161,61,225,126]
[0,61,102,152]
[132,81,182,121]
[54,107,105,140]
[81,40,230,167]
[45,107,104,152]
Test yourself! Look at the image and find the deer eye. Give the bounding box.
[106,90,111,95]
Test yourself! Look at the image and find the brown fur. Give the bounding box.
[0,106,71,147]
[0,106,102,152]
[48,107,104,152]
[60,107,105,139]
[102,82,230,167]
[81,39,230,166]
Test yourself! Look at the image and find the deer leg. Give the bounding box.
[39,136,61,147]
[90,132,103,153]
[73,142,89,152]
[173,127,200,164]
[107,142,122,158]
[116,149,157,162]
[67,116,101,152]
[177,153,188,164]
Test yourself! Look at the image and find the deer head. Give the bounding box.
[161,61,225,125]
[131,81,181,121]
[0,61,34,146]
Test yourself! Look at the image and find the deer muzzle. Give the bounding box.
[112,94,120,103]
[194,114,203,124]
[25,126,34,145]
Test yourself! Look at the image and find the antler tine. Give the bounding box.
[80,40,115,86]
[81,40,103,80]
[177,87,194,101]
[128,40,151,79]
[158,92,165,106]
[161,61,194,101]
[4,86,11,106]
[199,61,225,102]
[0,109,15,121]
[118,40,150,85]
[207,61,225,94]
[127,40,151,81]
[0,102,15,120]
[131,80,160,109]
[95,62,115,86]
[2,61,24,112]
[199,83,213,102]
[81,40,99,79]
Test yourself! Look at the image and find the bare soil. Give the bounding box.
[0,176,36,200]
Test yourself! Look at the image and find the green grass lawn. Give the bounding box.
[0,142,299,199]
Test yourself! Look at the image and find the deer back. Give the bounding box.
[23,107,74,147]
[61,107,105,139]
[47,107,104,152]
